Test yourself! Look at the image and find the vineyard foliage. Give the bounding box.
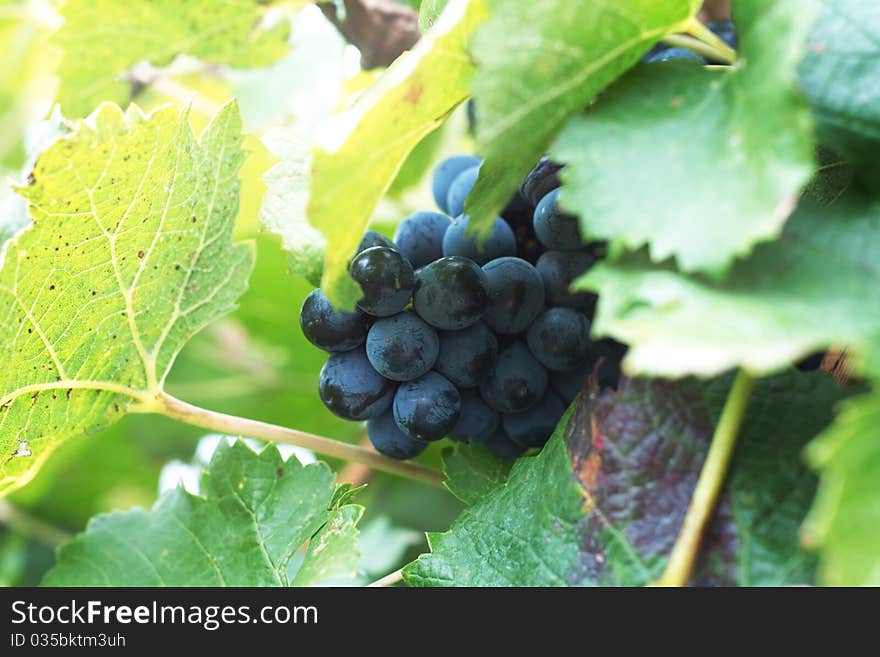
[0,0,877,587]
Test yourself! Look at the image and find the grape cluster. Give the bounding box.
[300,155,624,461]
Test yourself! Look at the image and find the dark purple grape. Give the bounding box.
[393,211,451,269]
[366,311,439,382]
[449,389,499,444]
[299,288,370,353]
[442,214,516,265]
[521,157,563,206]
[533,189,581,251]
[535,250,597,314]
[474,428,525,461]
[480,341,548,413]
[356,230,395,256]
[318,348,395,421]
[435,321,497,388]
[413,256,489,330]
[432,155,481,213]
[482,257,545,334]
[446,165,480,217]
[349,246,415,317]
[502,390,566,449]
[368,410,427,460]
[393,372,461,442]
[526,307,592,372]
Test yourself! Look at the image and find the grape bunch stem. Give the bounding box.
[156,393,446,489]
[652,369,755,587]
[660,16,738,66]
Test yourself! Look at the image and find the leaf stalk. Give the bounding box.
[653,369,755,587]
[153,393,446,489]
[660,34,735,65]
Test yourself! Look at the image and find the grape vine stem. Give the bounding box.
[0,501,73,547]
[154,393,446,489]
[368,568,404,587]
[686,17,738,64]
[660,34,735,65]
[652,369,755,587]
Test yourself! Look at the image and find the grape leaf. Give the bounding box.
[42,441,363,586]
[799,0,880,186]
[581,189,880,378]
[305,0,488,307]
[292,504,364,586]
[462,0,698,233]
[442,443,511,505]
[53,0,290,117]
[0,102,254,496]
[552,0,818,275]
[803,392,880,586]
[404,372,840,586]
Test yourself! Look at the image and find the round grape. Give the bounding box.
[502,390,566,449]
[366,311,439,382]
[527,307,592,372]
[445,165,480,218]
[533,189,581,251]
[482,257,545,334]
[474,428,525,461]
[367,411,427,460]
[501,190,534,229]
[592,339,625,390]
[480,341,548,413]
[442,214,516,265]
[393,211,451,269]
[521,157,563,206]
[300,288,370,353]
[449,389,499,444]
[535,250,597,314]
[356,230,395,256]
[432,155,481,213]
[551,367,588,405]
[435,321,498,388]
[393,372,461,442]
[318,348,395,421]
[349,246,415,317]
[413,256,489,330]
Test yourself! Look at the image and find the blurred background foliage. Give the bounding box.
[0,1,469,586]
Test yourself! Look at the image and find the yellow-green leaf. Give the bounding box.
[0,102,253,496]
[53,0,290,117]
[463,0,699,232]
[307,0,488,307]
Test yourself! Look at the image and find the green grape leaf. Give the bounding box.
[581,190,880,378]
[803,392,880,586]
[306,0,488,307]
[442,443,511,505]
[799,0,880,186]
[0,102,254,496]
[43,441,363,586]
[463,0,698,233]
[552,0,818,275]
[292,504,364,586]
[404,372,840,587]
[53,0,290,117]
